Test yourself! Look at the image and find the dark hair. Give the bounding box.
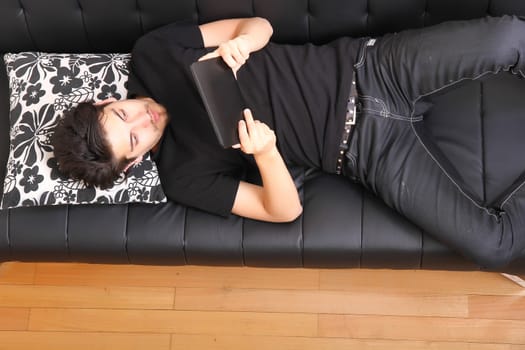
[51,102,132,189]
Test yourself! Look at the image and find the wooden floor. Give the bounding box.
[0,262,524,350]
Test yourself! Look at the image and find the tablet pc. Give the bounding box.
[190,57,245,148]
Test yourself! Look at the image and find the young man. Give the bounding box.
[53,17,302,223]
[53,15,525,267]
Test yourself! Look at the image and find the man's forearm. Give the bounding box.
[235,17,274,53]
[231,109,300,222]
[255,148,303,222]
[200,17,273,51]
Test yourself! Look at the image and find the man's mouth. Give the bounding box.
[148,108,159,124]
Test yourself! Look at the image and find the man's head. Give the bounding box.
[52,97,169,189]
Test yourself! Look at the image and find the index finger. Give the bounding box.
[237,120,250,148]
[242,108,259,138]
[243,108,254,123]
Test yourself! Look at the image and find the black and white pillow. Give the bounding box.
[1,52,166,209]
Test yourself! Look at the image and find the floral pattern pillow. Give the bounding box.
[1,52,166,209]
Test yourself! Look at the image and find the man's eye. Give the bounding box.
[119,110,127,121]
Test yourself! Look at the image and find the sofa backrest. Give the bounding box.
[2,0,525,53]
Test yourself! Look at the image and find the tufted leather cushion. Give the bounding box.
[1,0,524,272]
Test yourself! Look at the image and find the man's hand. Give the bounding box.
[233,109,276,156]
[199,35,251,76]
[198,17,273,77]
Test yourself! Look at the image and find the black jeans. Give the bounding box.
[345,15,525,268]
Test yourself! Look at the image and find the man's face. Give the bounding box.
[100,97,169,162]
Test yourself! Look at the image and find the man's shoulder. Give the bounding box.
[154,138,243,217]
[133,21,204,52]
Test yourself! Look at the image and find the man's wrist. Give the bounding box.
[235,34,255,53]
[253,146,280,163]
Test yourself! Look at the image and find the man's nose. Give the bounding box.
[130,113,150,128]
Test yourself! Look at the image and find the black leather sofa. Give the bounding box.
[1,0,524,273]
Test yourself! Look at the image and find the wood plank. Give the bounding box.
[501,274,525,288]
[0,308,29,331]
[0,263,35,285]
[0,285,174,309]
[35,263,319,289]
[28,309,317,336]
[0,331,170,350]
[469,295,525,320]
[170,334,522,350]
[319,314,525,344]
[174,287,468,317]
[319,269,523,296]
[3,262,524,347]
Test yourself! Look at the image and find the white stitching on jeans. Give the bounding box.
[511,66,525,77]
[360,95,419,121]
[501,178,525,208]
[345,152,356,168]
[409,122,499,219]
[354,39,371,68]
[361,108,422,121]
[409,67,513,120]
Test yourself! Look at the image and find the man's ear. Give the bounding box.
[123,155,144,173]
[94,97,117,106]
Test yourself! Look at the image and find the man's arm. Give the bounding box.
[231,110,303,223]
[199,18,302,222]
[198,17,273,74]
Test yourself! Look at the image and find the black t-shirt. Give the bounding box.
[127,22,363,216]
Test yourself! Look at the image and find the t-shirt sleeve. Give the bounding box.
[127,21,210,99]
[154,134,241,217]
[166,172,240,217]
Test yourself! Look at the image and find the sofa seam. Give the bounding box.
[419,228,424,269]
[6,209,12,258]
[76,0,93,50]
[359,187,364,268]
[65,205,70,259]
[365,0,370,32]
[182,207,188,264]
[124,204,130,263]
[421,0,426,26]
[19,0,38,50]
[241,216,246,266]
[136,0,144,34]
[307,0,311,41]
[195,0,201,22]
[480,81,487,205]
[300,168,305,267]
